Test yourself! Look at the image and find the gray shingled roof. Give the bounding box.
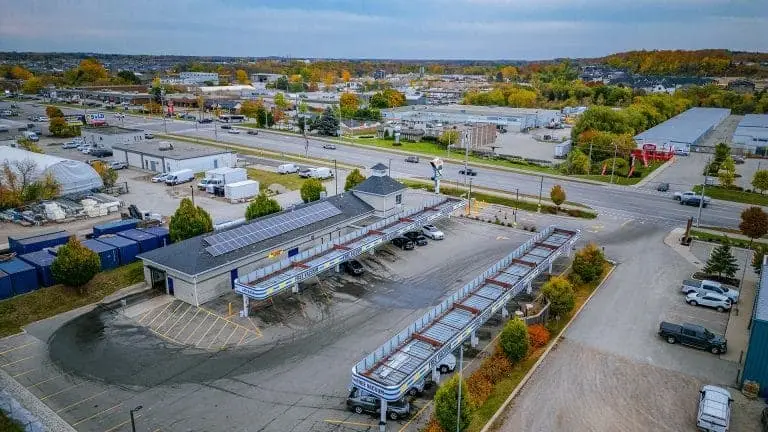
[371,163,388,171]
[138,193,374,276]
[353,176,406,196]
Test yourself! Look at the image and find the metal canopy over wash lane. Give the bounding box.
[234,197,465,301]
[350,226,579,401]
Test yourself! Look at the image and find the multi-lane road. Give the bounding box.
[13,101,747,228]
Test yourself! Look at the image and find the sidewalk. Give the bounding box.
[722,279,756,364]
[664,228,706,268]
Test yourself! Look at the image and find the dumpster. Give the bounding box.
[19,250,56,287]
[0,258,38,295]
[92,218,139,237]
[8,230,70,254]
[140,227,171,247]
[117,229,160,252]
[81,239,120,270]
[0,270,12,300]
[95,236,139,265]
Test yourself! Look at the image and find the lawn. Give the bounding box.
[0,411,23,432]
[690,229,768,250]
[467,263,614,432]
[247,168,305,191]
[692,185,768,206]
[0,261,144,338]
[574,161,666,186]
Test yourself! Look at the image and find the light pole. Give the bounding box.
[697,157,711,227]
[160,88,167,134]
[455,345,464,432]
[537,176,544,213]
[130,405,143,432]
[334,159,338,195]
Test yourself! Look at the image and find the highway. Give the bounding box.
[16,102,747,228]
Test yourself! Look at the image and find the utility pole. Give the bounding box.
[190,185,195,207]
[537,176,544,213]
[456,345,464,432]
[514,188,519,224]
[588,143,593,173]
[334,159,338,195]
[467,178,473,216]
[161,87,167,134]
[464,129,470,186]
[610,142,618,184]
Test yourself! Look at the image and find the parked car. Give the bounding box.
[681,279,739,303]
[247,130,258,135]
[90,148,113,157]
[422,224,444,240]
[675,148,690,156]
[227,129,240,134]
[391,237,414,250]
[344,259,364,276]
[151,173,170,183]
[346,387,410,420]
[685,292,731,312]
[221,124,232,129]
[697,385,732,432]
[403,231,428,246]
[681,195,709,208]
[298,168,313,178]
[144,132,154,139]
[62,141,79,149]
[405,156,420,163]
[459,167,478,176]
[733,155,745,164]
[656,182,670,192]
[109,161,127,170]
[277,163,299,174]
[658,321,727,354]
[323,143,336,149]
[198,118,213,124]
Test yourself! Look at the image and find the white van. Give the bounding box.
[22,131,39,142]
[277,163,299,174]
[165,169,195,186]
[310,167,334,180]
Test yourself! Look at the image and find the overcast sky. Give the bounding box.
[1,0,766,60]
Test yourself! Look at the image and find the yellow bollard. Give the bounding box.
[228,302,232,317]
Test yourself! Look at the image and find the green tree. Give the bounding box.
[571,106,635,142]
[300,178,325,203]
[714,142,730,165]
[339,92,360,118]
[274,92,290,111]
[91,161,118,188]
[541,276,576,317]
[434,375,473,432]
[752,170,768,194]
[703,237,739,278]
[51,237,101,291]
[313,107,339,136]
[245,193,281,220]
[21,77,43,94]
[739,206,768,246]
[117,70,141,84]
[752,245,766,274]
[48,117,79,138]
[550,185,566,210]
[344,168,366,191]
[439,129,460,148]
[572,243,605,282]
[169,198,213,242]
[718,170,735,188]
[499,318,529,363]
[563,149,590,175]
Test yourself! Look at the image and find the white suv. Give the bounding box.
[697,385,731,432]
[686,292,731,312]
[422,224,444,240]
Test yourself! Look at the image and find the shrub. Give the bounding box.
[527,324,551,349]
[466,371,493,407]
[434,376,473,432]
[572,242,605,282]
[541,276,576,317]
[478,349,513,384]
[245,193,281,220]
[169,198,213,242]
[344,168,366,191]
[300,178,326,203]
[423,418,446,432]
[498,318,529,363]
[51,237,101,291]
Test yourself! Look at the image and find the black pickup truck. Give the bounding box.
[658,321,727,354]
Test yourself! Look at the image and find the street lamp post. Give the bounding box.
[455,345,464,432]
[130,405,143,432]
[334,159,338,195]
[160,88,167,134]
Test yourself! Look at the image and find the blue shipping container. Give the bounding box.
[8,230,71,255]
[92,219,139,237]
[95,236,139,265]
[0,258,38,295]
[0,270,12,300]
[140,227,171,247]
[81,239,120,270]
[117,229,160,252]
[18,250,56,287]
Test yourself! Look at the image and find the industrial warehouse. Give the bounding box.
[1,146,103,195]
[633,107,731,151]
[137,165,461,307]
[112,140,236,173]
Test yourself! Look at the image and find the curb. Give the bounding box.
[480,263,618,432]
[632,157,675,188]
[0,365,77,432]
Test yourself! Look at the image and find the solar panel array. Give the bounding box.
[204,201,343,257]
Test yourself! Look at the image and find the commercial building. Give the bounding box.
[250,73,285,83]
[382,105,560,132]
[732,114,768,154]
[351,164,406,217]
[1,147,102,195]
[633,107,731,151]
[179,72,219,85]
[742,258,768,397]
[112,140,235,173]
[83,126,145,149]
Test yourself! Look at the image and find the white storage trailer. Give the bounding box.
[225,180,259,202]
[205,167,247,184]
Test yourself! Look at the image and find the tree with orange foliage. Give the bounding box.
[10,65,33,80]
[341,70,351,83]
[527,324,551,349]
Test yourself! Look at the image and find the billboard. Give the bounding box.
[64,115,85,126]
[86,113,106,125]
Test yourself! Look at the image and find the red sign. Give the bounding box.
[642,143,657,151]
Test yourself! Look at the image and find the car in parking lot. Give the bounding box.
[346,387,410,420]
[343,259,364,276]
[733,155,745,164]
[405,155,420,163]
[144,132,154,139]
[151,173,170,183]
[391,237,414,250]
[656,182,670,192]
[298,168,313,178]
[459,167,478,176]
[322,143,336,149]
[658,321,727,354]
[62,141,79,149]
[681,279,739,303]
[422,225,444,240]
[227,129,240,134]
[109,161,127,170]
[89,148,113,157]
[221,124,232,129]
[403,231,428,246]
[697,385,732,432]
[685,292,731,312]
[198,118,213,124]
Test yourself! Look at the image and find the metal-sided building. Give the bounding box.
[137,193,376,306]
[83,126,145,149]
[112,140,235,173]
[732,114,768,154]
[742,258,768,397]
[633,107,731,152]
[382,105,560,132]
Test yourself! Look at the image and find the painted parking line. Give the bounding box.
[29,374,68,388]
[172,308,201,339]
[196,317,220,346]
[40,382,85,400]
[200,307,262,338]
[324,419,378,428]
[55,389,108,413]
[0,341,35,356]
[154,302,185,331]
[221,326,239,348]
[103,413,142,432]
[143,302,174,326]
[163,304,193,335]
[148,327,182,345]
[0,354,37,368]
[207,321,229,350]
[11,367,39,378]
[72,403,122,427]
[183,313,211,344]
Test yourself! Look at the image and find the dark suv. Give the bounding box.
[346,387,410,420]
[391,237,414,250]
[403,231,428,246]
[344,259,364,276]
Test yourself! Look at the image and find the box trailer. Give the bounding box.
[225,180,259,202]
[0,258,38,295]
[9,230,71,255]
[139,227,171,247]
[554,140,572,159]
[19,250,56,287]
[205,167,247,184]
[117,229,160,252]
[93,218,139,237]
[95,236,139,265]
[81,239,120,270]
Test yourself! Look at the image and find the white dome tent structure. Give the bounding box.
[1,147,103,195]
